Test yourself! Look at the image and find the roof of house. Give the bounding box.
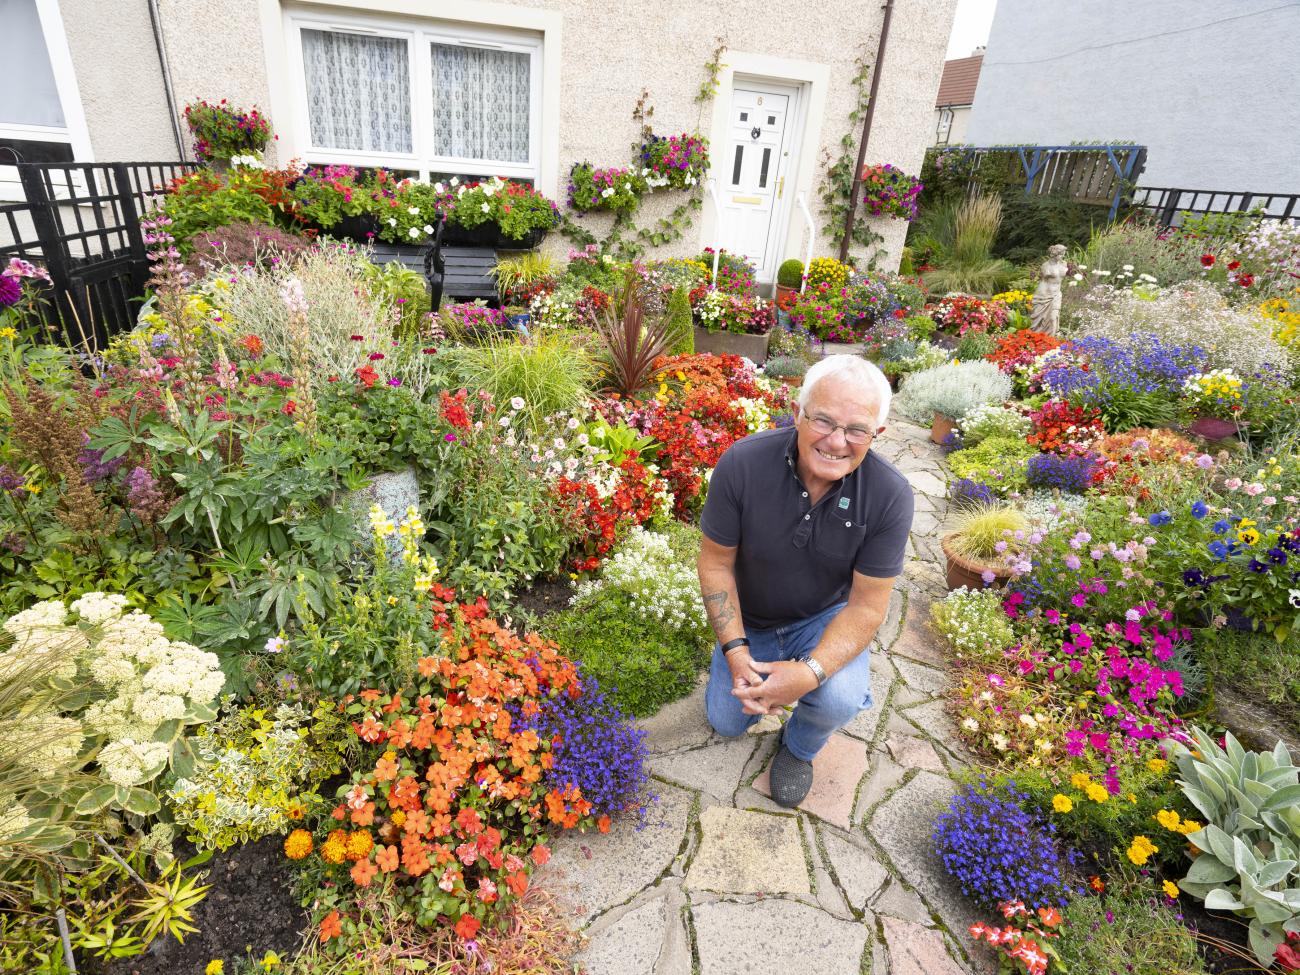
[935,54,983,108]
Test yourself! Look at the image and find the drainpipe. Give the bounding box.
[838,0,896,262]
[148,0,188,161]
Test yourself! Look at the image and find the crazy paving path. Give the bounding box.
[539,413,991,975]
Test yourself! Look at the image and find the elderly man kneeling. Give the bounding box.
[697,354,914,807]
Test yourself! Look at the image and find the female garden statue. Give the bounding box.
[1029,244,1068,335]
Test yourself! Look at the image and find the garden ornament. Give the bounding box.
[1030,244,1068,335]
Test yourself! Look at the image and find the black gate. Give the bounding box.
[0,161,196,349]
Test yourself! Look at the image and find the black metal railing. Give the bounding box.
[1131,186,1300,227]
[1,161,196,349]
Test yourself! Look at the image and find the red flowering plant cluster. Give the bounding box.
[987,331,1064,375]
[554,457,664,571]
[1025,400,1104,456]
[306,593,611,947]
[927,295,1010,336]
[968,901,1062,975]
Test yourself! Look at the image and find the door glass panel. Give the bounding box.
[731,145,743,185]
[758,148,771,188]
[767,115,776,125]
[739,111,748,121]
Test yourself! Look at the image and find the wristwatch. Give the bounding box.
[803,657,828,687]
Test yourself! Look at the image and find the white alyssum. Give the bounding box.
[572,527,705,631]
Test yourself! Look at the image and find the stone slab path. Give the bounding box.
[540,415,991,975]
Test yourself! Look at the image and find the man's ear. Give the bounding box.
[792,402,802,420]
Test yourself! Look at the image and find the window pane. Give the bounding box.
[430,42,529,164]
[0,0,64,128]
[302,28,411,153]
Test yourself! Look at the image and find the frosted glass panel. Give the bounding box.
[0,0,65,128]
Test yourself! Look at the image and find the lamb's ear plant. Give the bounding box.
[1167,727,1300,966]
[897,360,1012,425]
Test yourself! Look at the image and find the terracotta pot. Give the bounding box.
[930,411,958,445]
[693,327,772,364]
[941,533,1014,591]
[775,284,799,311]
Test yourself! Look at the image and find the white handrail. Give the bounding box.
[706,178,724,284]
[797,191,815,294]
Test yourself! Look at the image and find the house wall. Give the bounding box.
[50,0,955,274]
[966,0,1300,193]
[932,104,971,146]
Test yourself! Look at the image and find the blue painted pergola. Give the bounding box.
[941,143,1148,221]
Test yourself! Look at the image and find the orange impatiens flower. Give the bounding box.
[350,802,375,827]
[350,858,378,887]
[598,815,612,834]
[531,844,551,866]
[454,914,480,941]
[506,870,529,896]
[418,656,438,677]
[376,844,399,873]
[319,910,342,942]
[374,756,399,782]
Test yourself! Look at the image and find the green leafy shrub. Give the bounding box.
[361,259,433,337]
[542,527,710,717]
[777,259,804,289]
[156,170,278,249]
[763,355,808,380]
[947,436,1037,493]
[992,190,1110,266]
[167,699,344,851]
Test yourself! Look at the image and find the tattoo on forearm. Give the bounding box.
[703,590,736,632]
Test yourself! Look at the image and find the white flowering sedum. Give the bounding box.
[572,527,706,632]
[1,594,224,790]
[958,403,1032,446]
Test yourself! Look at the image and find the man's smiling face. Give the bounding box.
[793,374,883,489]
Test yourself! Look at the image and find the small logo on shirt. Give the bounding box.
[838,497,850,510]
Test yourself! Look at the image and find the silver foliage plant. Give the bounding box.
[895,360,1012,426]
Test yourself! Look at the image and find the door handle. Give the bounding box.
[778,176,785,199]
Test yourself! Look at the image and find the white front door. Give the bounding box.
[717,85,798,282]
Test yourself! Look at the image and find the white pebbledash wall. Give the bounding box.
[965,0,1300,193]
[54,0,956,275]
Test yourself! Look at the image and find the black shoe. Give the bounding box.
[769,740,814,808]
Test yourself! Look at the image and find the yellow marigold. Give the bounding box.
[1177,818,1203,835]
[1146,758,1168,774]
[206,962,225,975]
[1070,772,1092,790]
[283,829,314,860]
[320,829,348,865]
[1085,782,1109,803]
[1126,835,1159,866]
[1155,809,1182,831]
[390,810,407,826]
[345,830,374,861]
[1162,880,1179,899]
[1052,794,1073,814]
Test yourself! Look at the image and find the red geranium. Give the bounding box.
[1200,253,1215,267]
[355,364,378,388]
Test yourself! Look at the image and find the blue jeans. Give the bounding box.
[704,601,873,762]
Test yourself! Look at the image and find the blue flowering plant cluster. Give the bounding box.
[1025,452,1098,494]
[932,777,1073,909]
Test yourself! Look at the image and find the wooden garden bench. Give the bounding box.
[369,217,499,310]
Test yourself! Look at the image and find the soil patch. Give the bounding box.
[106,835,306,975]
[1181,897,1260,974]
[513,575,575,621]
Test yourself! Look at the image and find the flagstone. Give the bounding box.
[543,782,693,926]
[637,678,714,754]
[648,736,755,802]
[577,897,666,975]
[752,732,868,829]
[685,806,810,895]
[885,734,946,773]
[820,831,889,913]
[692,899,868,975]
[904,468,947,497]
[881,915,971,975]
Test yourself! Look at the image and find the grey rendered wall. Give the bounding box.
[965,0,1300,193]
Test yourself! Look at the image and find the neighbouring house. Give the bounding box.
[965,0,1300,199]
[0,0,957,280]
[932,48,982,146]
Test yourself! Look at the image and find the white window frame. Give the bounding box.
[283,7,542,182]
[0,0,93,201]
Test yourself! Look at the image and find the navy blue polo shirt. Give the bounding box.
[700,426,913,629]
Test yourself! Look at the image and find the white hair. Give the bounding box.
[796,354,892,428]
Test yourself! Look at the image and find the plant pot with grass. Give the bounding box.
[940,504,1029,591]
[764,355,807,388]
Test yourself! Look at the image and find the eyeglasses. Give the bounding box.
[803,413,876,445]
